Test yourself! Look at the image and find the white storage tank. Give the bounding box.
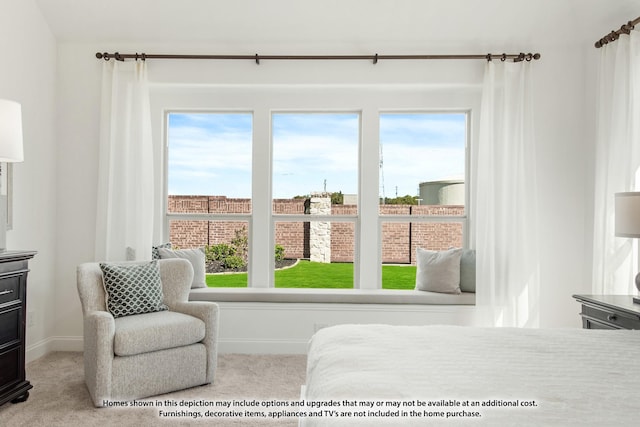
[419,179,465,205]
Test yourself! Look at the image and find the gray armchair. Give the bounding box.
[76,258,219,407]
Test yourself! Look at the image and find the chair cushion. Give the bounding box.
[113,311,205,356]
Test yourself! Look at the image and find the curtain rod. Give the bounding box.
[95,52,541,64]
[595,16,640,48]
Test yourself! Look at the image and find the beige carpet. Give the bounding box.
[0,352,307,426]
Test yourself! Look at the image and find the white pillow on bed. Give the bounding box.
[415,248,462,294]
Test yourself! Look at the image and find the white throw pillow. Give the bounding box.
[157,247,207,289]
[415,248,462,294]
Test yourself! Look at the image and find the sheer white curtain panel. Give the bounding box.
[95,61,155,261]
[592,29,640,294]
[473,60,540,327]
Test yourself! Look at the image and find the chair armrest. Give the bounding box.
[83,310,115,407]
[173,301,219,383]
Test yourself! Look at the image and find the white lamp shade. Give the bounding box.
[0,99,24,163]
[615,192,640,237]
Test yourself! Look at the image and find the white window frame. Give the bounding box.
[151,84,480,293]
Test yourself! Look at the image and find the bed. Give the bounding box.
[301,324,639,426]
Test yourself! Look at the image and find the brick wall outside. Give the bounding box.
[332,205,357,262]
[168,196,463,265]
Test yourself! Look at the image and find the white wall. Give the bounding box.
[50,36,593,354]
[0,0,58,361]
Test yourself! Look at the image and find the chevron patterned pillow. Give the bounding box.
[100,261,168,318]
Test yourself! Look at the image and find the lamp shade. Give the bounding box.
[615,192,640,237]
[0,99,24,163]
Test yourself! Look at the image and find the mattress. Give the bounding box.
[302,324,639,426]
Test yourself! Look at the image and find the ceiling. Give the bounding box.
[35,0,640,51]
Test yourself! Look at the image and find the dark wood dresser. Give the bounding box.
[0,250,36,407]
[573,294,640,330]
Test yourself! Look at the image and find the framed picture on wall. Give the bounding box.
[0,162,12,230]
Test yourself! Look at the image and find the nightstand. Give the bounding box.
[0,251,36,407]
[573,294,640,330]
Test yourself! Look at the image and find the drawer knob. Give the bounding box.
[607,314,617,322]
[0,289,15,296]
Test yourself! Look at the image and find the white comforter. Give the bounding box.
[303,324,639,426]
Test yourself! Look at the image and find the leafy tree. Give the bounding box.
[382,195,419,205]
[330,191,343,205]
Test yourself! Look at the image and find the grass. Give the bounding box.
[206,260,416,290]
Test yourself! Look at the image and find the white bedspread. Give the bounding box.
[303,325,639,426]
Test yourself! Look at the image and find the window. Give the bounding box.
[272,113,359,289]
[157,86,478,294]
[167,113,252,201]
[166,112,252,283]
[379,113,468,289]
[272,113,359,204]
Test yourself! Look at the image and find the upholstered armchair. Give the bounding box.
[76,258,219,407]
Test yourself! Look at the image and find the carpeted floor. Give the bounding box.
[0,352,307,426]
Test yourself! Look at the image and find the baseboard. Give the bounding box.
[26,336,84,363]
[26,336,308,361]
[26,337,54,363]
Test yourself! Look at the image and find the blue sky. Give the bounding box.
[168,113,252,197]
[167,112,465,199]
[380,113,466,198]
[272,113,359,198]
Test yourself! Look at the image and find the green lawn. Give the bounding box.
[206,260,416,290]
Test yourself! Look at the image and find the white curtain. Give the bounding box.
[95,60,155,261]
[473,60,540,327]
[592,29,640,294]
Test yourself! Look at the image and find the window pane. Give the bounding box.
[381,221,463,290]
[379,113,466,214]
[274,221,354,289]
[272,113,359,211]
[169,220,250,288]
[167,113,252,213]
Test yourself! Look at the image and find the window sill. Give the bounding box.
[188,287,475,305]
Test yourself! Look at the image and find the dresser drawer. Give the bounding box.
[0,346,20,391]
[0,307,21,347]
[582,304,640,330]
[0,274,22,306]
[583,317,619,330]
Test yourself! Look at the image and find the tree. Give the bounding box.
[292,192,344,204]
[330,191,344,205]
[382,195,419,205]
